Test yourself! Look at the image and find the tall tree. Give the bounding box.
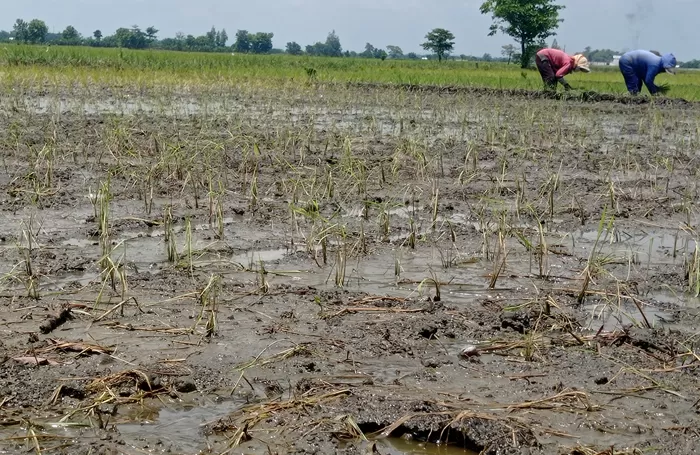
[324,30,342,57]
[27,19,48,43]
[480,0,564,68]
[205,26,216,46]
[93,29,102,42]
[501,44,516,64]
[387,45,403,59]
[250,32,273,54]
[61,25,81,44]
[113,26,147,49]
[233,30,251,53]
[286,41,302,55]
[216,29,228,47]
[12,19,29,42]
[361,43,376,58]
[421,28,455,62]
[145,26,158,42]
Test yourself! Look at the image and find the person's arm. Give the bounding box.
[644,66,659,94]
[557,77,572,90]
[556,61,574,89]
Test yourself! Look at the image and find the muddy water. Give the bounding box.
[376,438,476,454]
[3,84,700,454]
[117,398,242,454]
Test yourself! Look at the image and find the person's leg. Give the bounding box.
[536,55,557,90]
[619,58,640,95]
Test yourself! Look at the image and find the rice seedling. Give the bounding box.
[197,274,221,338]
[418,269,441,302]
[97,179,113,282]
[683,227,700,297]
[539,165,561,224]
[488,214,509,289]
[16,217,40,299]
[334,227,348,288]
[96,240,129,303]
[164,205,178,263]
[184,216,194,274]
[207,178,226,239]
[578,208,616,304]
[430,178,440,230]
[256,259,270,294]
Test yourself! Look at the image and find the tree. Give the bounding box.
[205,26,216,46]
[480,0,564,68]
[61,25,81,45]
[550,38,560,50]
[387,45,403,59]
[12,19,29,43]
[421,28,455,62]
[216,29,228,47]
[324,30,342,57]
[286,41,302,55]
[407,52,419,60]
[93,29,102,42]
[361,43,376,58]
[250,32,273,54]
[305,42,325,56]
[585,48,618,63]
[304,31,342,57]
[113,26,147,49]
[482,53,493,61]
[233,30,251,53]
[26,19,48,43]
[501,44,516,64]
[145,26,158,42]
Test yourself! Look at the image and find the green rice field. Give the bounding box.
[0,44,697,99]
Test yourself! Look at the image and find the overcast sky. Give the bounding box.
[4,0,696,60]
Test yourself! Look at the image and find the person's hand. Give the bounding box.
[656,84,670,95]
[563,83,572,91]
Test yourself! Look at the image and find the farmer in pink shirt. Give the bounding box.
[535,48,591,91]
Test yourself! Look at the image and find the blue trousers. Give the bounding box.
[619,56,644,94]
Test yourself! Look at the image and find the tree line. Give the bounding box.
[2,2,659,67]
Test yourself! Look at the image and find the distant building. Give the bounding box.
[590,55,622,67]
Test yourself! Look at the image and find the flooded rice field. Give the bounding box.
[1,82,700,454]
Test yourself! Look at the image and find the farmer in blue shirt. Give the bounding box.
[619,50,677,95]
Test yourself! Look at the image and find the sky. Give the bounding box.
[3,0,697,60]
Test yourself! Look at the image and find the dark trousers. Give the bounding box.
[619,56,644,94]
[536,55,558,90]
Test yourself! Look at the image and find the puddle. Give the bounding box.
[647,289,700,308]
[585,300,672,331]
[376,437,477,454]
[117,397,242,453]
[232,248,289,267]
[571,226,695,266]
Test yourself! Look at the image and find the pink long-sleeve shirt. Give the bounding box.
[537,49,575,78]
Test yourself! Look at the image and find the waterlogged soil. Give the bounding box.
[1,82,700,455]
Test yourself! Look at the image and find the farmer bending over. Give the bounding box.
[618,50,676,95]
[535,48,590,91]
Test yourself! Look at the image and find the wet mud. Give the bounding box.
[0,81,699,454]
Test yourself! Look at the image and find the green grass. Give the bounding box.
[1,44,699,100]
